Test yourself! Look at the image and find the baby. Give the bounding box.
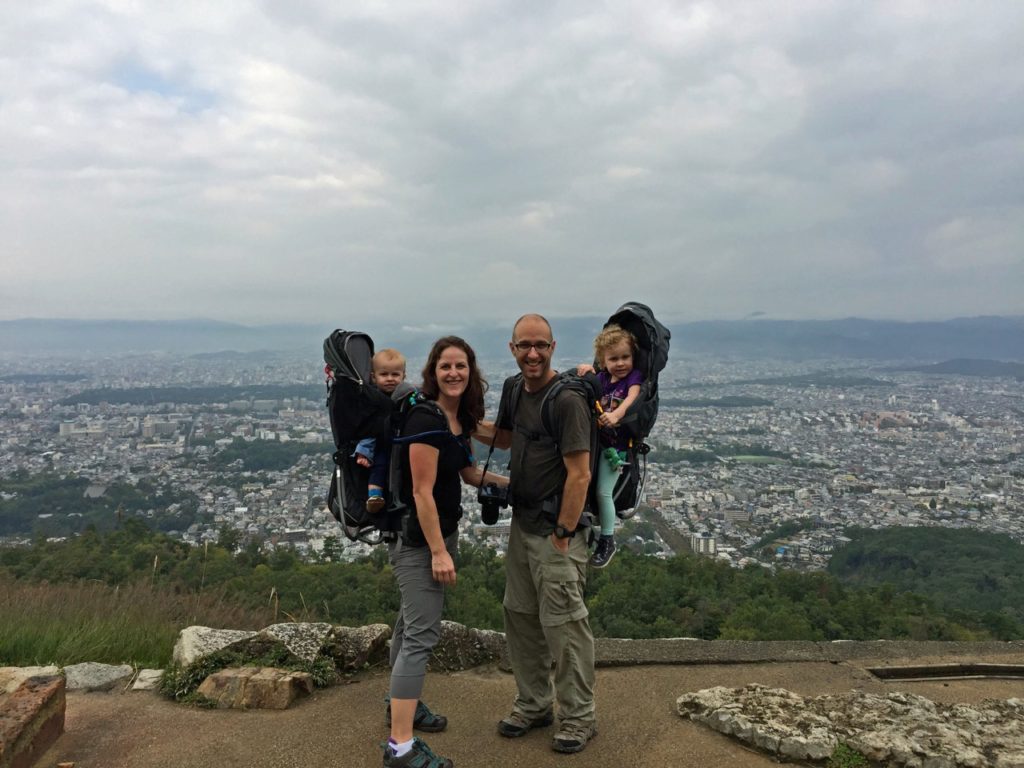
[354,348,407,513]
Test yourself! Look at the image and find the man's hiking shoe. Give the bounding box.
[385,697,448,733]
[381,737,453,768]
[497,710,555,738]
[589,535,616,568]
[552,721,596,754]
[366,495,386,514]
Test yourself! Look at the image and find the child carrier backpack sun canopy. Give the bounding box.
[323,330,396,545]
[598,301,671,517]
[604,301,670,441]
[324,330,392,449]
[323,329,454,546]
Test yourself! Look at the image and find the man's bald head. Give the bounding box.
[510,314,556,389]
[512,313,552,340]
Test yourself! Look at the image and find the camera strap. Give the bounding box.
[480,427,497,483]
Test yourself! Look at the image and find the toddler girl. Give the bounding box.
[580,324,644,568]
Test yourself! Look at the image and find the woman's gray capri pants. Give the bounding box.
[388,532,457,700]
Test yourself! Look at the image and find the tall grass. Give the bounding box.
[0,576,274,668]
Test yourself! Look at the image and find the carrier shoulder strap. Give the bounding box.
[498,371,601,447]
[391,395,451,446]
[539,371,602,448]
[496,374,523,433]
[384,396,451,519]
[532,372,601,522]
[498,373,553,442]
[501,372,562,445]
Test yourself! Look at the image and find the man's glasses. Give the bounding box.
[512,340,553,352]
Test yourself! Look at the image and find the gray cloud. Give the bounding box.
[1,0,1021,326]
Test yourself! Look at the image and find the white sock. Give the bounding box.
[389,738,414,757]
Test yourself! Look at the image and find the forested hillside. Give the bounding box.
[828,527,1024,635]
[3,522,1020,667]
[0,472,199,537]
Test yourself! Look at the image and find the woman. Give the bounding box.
[384,336,506,768]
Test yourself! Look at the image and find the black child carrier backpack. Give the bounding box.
[324,330,394,544]
[598,301,671,517]
[484,301,670,526]
[323,329,454,545]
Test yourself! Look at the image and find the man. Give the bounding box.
[480,313,596,754]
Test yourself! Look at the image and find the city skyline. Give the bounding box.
[3,1,1023,325]
[4,350,1021,569]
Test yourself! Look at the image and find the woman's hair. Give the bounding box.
[593,324,636,368]
[420,336,487,433]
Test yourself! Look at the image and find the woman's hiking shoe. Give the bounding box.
[497,709,555,738]
[381,737,453,768]
[385,697,448,733]
[552,721,597,754]
[589,535,616,568]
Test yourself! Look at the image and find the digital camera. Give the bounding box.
[477,482,509,525]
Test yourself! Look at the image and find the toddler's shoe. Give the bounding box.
[366,492,386,514]
[589,535,616,569]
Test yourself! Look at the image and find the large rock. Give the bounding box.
[678,685,1024,767]
[173,623,337,669]
[196,667,313,710]
[261,623,334,664]
[429,621,507,672]
[131,669,164,691]
[0,675,65,768]
[173,626,257,667]
[321,624,391,672]
[678,684,836,760]
[0,667,60,695]
[63,662,134,692]
[171,621,499,677]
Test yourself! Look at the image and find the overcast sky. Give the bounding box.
[2,1,1022,328]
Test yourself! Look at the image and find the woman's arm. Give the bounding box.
[474,419,512,450]
[599,383,642,428]
[459,465,509,488]
[408,443,457,585]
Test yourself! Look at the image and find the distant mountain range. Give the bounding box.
[891,359,1024,379]
[1,316,1022,362]
[672,316,1024,362]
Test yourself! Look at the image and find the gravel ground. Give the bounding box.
[38,654,1024,768]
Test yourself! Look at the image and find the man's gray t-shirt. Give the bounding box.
[502,374,592,536]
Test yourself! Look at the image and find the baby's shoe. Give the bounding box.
[366,489,386,514]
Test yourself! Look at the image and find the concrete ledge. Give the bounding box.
[594,639,1024,667]
[0,675,66,768]
[819,640,1024,663]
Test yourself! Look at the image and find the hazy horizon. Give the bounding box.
[3,314,1023,363]
[3,311,1024,328]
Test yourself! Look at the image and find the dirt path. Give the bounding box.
[39,658,1024,768]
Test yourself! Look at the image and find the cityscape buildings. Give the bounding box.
[1,351,1021,571]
